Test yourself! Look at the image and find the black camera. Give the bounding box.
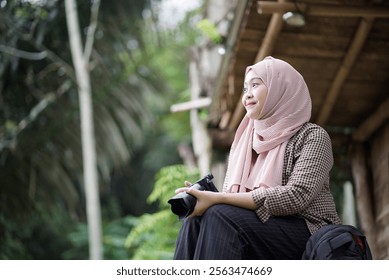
[168,173,218,219]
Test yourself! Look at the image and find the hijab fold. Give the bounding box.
[225,57,312,193]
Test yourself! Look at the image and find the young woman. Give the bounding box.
[173,56,341,260]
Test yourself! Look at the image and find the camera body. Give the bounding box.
[168,173,218,219]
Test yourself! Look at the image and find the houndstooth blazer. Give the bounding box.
[224,122,341,235]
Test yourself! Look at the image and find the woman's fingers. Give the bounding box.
[184,181,192,187]
[174,181,192,194]
[175,187,190,194]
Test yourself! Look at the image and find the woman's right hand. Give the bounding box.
[175,180,222,217]
[174,181,192,195]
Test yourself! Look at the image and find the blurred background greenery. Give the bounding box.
[0,0,204,259]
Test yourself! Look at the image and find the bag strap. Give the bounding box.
[328,232,354,251]
[309,230,353,259]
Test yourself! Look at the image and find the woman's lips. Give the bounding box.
[245,101,257,108]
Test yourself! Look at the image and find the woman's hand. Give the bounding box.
[175,181,222,217]
[174,181,257,218]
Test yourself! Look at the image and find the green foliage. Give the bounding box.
[148,164,198,207]
[102,216,138,260]
[0,202,74,260]
[125,210,177,260]
[125,165,199,260]
[62,165,200,260]
[62,216,139,260]
[62,223,89,260]
[196,18,222,44]
[0,0,202,260]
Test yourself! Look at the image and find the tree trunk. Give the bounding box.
[65,0,102,260]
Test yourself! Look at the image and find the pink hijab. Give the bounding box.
[225,56,312,192]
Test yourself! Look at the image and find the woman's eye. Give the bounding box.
[243,88,248,93]
[252,83,258,88]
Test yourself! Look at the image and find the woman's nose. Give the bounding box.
[245,90,253,99]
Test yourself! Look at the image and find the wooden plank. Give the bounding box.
[257,1,389,18]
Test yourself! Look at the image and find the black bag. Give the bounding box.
[302,224,373,260]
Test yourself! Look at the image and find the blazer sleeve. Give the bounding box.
[251,125,334,222]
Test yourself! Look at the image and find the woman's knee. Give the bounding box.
[203,204,226,218]
[201,204,237,225]
[182,215,201,230]
[201,204,257,232]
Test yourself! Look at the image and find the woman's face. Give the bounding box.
[242,69,268,119]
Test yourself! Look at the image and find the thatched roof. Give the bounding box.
[207,0,389,155]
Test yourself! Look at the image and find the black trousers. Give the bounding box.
[173,204,311,260]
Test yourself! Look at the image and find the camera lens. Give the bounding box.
[168,174,218,219]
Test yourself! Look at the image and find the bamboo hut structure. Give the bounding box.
[173,0,389,259]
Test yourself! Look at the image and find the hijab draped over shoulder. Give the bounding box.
[225,56,312,193]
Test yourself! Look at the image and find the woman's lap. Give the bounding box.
[174,204,310,260]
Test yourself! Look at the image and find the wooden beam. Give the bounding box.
[228,0,285,131]
[257,1,389,18]
[170,97,212,113]
[316,18,374,126]
[352,97,389,142]
[254,12,284,63]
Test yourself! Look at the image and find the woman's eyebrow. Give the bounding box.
[244,77,262,85]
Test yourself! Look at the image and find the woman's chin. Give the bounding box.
[246,111,261,120]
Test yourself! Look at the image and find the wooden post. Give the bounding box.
[350,143,377,258]
[188,54,212,176]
